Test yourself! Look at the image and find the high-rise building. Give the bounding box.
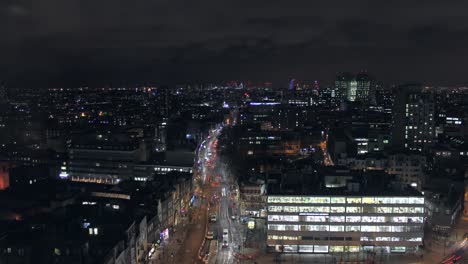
[289,78,296,91]
[155,86,170,152]
[347,79,357,102]
[355,72,373,103]
[375,84,394,114]
[392,84,435,152]
[334,73,354,102]
[318,86,338,108]
[158,86,170,119]
[335,73,375,104]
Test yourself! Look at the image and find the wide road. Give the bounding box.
[176,116,242,264]
[440,236,468,264]
[195,121,244,264]
[172,127,221,264]
[210,138,243,263]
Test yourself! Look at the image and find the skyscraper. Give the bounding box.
[335,72,375,104]
[155,86,170,152]
[392,84,435,152]
[334,73,354,102]
[355,72,373,103]
[347,79,357,102]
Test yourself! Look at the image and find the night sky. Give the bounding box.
[2,0,468,87]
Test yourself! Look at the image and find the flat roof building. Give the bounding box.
[266,169,424,254]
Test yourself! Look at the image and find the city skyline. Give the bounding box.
[1,1,468,264]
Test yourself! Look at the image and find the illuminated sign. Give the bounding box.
[161,228,170,240]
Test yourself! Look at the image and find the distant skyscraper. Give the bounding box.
[289,78,296,91]
[313,80,320,95]
[355,72,373,103]
[155,86,170,152]
[392,84,435,152]
[375,84,394,113]
[158,86,170,120]
[347,79,357,102]
[334,73,354,102]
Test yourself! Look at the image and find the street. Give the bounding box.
[192,122,247,264]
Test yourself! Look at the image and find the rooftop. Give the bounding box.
[267,167,422,197]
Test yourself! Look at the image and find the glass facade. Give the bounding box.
[267,195,425,254]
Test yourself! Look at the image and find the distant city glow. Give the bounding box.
[250,102,280,106]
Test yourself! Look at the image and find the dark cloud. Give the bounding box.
[1,0,468,87]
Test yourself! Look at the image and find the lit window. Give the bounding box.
[330,225,344,232]
[284,206,298,213]
[330,207,345,213]
[346,197,362,204]
[362,197,375,204]
[346,226,360,232]
[268,206,282,212]
[346,207,362,213]
[346,216,361,222]
[330,216,345,222]
[331,197,345,203]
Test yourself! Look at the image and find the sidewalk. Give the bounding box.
[150,218,191,263]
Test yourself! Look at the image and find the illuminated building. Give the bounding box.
[238,131,301,157]
[266,172,424,254]
[334,73,354,102]
[335,72,375,104]
[67,132,148,184]
[133,161,193,182]
[239,178,267,217]
[392,85,435,152]
[347,79,358,102]
[375,84,394,114]
[355,72,373,103]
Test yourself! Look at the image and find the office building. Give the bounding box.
[266,171,424,254]
[392,85,435,152]
[355,72,373,103]
[66,132,148,184]
[335,73,354,102]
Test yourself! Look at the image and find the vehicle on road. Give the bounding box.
[231,215,236,220]
[210,215,217,222]
[206,231,214,240]
[223,229,228,238]
[222,240,228,248]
